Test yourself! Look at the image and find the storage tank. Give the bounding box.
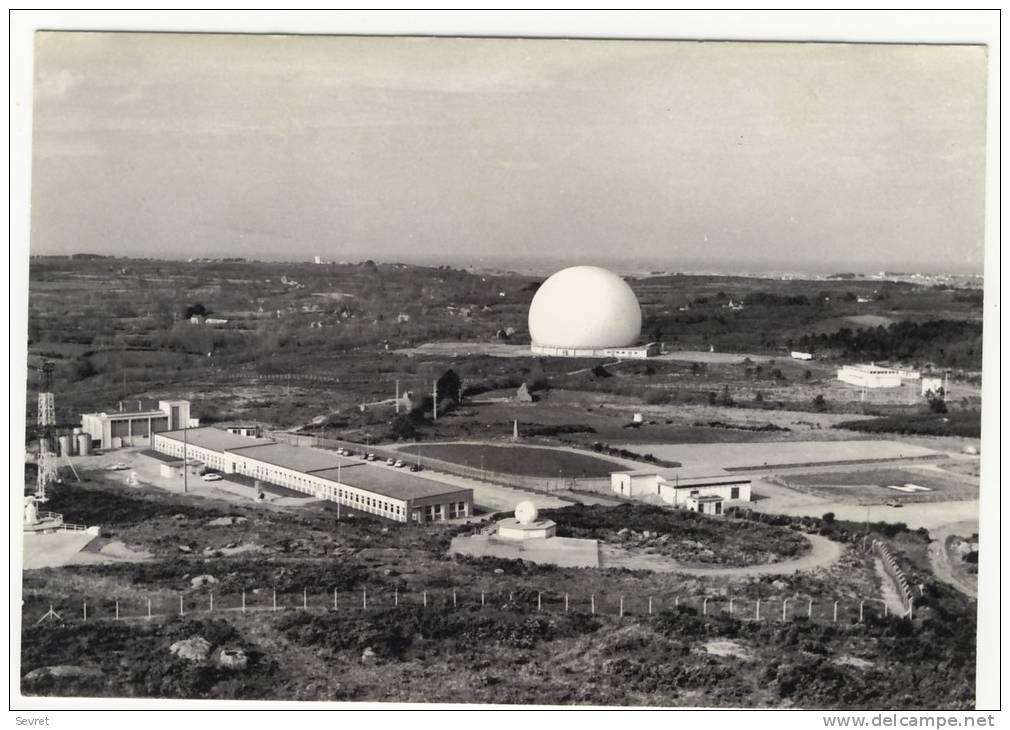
[77,434,91,456]
[110,436,123,450]
[58,435,73,457]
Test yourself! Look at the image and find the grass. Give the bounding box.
[411,443,626,478]
[19,477,978,707]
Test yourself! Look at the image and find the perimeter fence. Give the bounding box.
[26,586,910,629]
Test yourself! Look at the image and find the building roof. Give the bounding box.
[157,427,267,452]
[311,465,471,502]
[615,465,734,479]
[228,442,354,473]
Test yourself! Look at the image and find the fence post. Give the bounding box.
[675,596,679,609]
[648,596,653,616]
[564,594,569,613]
[147,598,152,621]
[781,599,789,622]
[755,599,761,620]
[333,588,338,611]
[907,598,914,618]
[808,599,813,619]
[303,589,308,610]
[363,587,368,610]
[619,596,624,618]
[728,598,734,617]
[591,595,595,615]
[115,601,120,621]
[273,590,277,612]
[179,595,184,616]
[537,592,541,612]
[452,590,457,608]
[83,601,87,622]
[859,601,864,623]
[423,591,427,608]
[481,591,485,606]
[210,592,214,612]
[242,590,246,614]
[394,587,398,607]
[703,597,708,616]
[883,602,888,618]
[833,601,839,623]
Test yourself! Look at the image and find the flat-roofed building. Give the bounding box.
[81,399,192,449]
[611,466,751,509]
[151,427,471,523]
[836,364,903,388]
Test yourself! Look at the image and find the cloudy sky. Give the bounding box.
[30,32,987,273]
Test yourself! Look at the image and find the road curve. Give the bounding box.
[927,521,978,599]
[600,533,843,576]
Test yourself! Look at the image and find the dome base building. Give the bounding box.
[527,266,658,359]
[530,342,660,359]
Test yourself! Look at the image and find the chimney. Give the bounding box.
[119,401,123,412]
[138,400,142,411]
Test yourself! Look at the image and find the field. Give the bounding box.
[609,440,943,470]
[409,443,628,478]
[779,467,978,503]
[19,472,977,707]
[20,257,984,707]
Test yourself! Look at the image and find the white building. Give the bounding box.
[790,351,813,361]
[921,376,944,396]
[151,428,472,523]
[610,466,751,511]
[836,364,903,389]
[81,400,193,449]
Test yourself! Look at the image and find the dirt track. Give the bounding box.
[600,532,842,576]
[927,521,978,598]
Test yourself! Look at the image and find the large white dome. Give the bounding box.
[528,266,642,349]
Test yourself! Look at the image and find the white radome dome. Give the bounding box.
[515,501,539,525]
[528,266,642,349]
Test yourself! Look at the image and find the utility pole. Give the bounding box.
[395,380,400,414]
[432,380,438,422]
[183,422,189,494]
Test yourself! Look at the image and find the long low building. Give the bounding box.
[610,466,752,514]
[151,427,472,523]
[530,342,660,359]
[836,364,906,388]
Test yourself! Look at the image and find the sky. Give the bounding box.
[29,32,988,274]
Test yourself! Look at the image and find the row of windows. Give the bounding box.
[154,441,468,523]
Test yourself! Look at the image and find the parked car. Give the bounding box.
[409,464,421,472]
[202,473,223,482]
[386,457,396,466]
[394,460,405,468]
[107,463,129,471]
[366,453,376,462]
[885,501,904,508]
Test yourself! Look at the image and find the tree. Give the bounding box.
[812,394,828,412]
[928,398,948,414]
[822,512,835,524]
[803,369,812,381]
[435,369,462,404]
[389,414,418,440]
[183,303,207,319]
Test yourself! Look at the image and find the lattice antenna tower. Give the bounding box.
[36,451,58,502]
[37,361,55,428]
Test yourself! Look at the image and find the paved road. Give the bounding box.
[600,532,842,576]
[927,520,979,599]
